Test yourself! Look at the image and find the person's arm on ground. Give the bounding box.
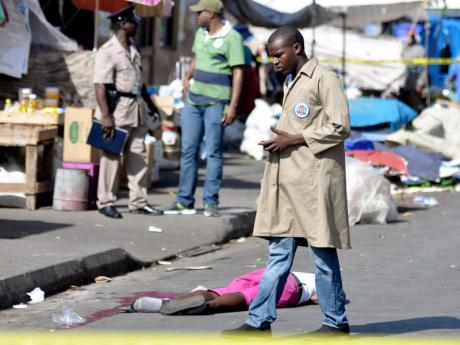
[222,66,244,126]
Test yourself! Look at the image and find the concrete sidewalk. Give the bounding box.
[0,153,264,309]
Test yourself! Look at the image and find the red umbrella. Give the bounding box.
[71,0,130,13]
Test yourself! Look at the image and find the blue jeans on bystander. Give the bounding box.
[176,101,225,208]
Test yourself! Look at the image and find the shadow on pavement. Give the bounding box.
[0,219,72,239]
[222,178,261,190]
[351,316,460,334]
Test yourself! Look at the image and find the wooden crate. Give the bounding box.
[0,124,58,210]
[0,111,63,126]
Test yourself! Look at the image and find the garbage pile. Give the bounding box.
[347,100,460,190]
[240,98,460,226]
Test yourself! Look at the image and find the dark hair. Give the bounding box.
[268,26,305,52]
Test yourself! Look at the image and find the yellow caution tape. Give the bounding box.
[321,58,460,65]
[257,57,460,65]
[0,332,459,345]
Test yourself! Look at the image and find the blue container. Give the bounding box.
[392,23,423,38]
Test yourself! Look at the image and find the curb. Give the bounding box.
[0,211,256,310]
[0,249,144,310]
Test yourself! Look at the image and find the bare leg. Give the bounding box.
[207,292,247,313]
[173,291,247,312]
[162,291,247,314]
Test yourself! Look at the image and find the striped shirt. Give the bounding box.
[189,21,245,105]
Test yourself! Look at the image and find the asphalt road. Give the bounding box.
[1,191,459,337]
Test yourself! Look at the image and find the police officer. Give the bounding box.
[93,5,162,219]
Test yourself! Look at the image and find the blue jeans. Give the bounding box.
[176,102,225,208]
[247,238,348,329]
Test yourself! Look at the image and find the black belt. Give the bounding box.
[117,91,138,98]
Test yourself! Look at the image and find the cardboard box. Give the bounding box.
[63,107,101,163]
[153,95,174,116]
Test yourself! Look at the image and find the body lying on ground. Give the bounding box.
[123,269,317,315]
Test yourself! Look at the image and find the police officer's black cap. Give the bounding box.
[108,5,140,25]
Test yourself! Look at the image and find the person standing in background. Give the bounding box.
[164,0,244,217]
[400,31,427,112]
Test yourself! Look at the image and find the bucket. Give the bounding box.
[53,168,89,211]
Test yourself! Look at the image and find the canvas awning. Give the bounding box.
[224,0,337,28]
[0,0,78,78]
[248,0,427,27]
[71,0,172,17]
[320,0,428,26]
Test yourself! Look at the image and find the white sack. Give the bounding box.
[240,99,278,160]
[346,157,398,225]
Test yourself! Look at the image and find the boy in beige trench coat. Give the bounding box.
[224,27,351,336]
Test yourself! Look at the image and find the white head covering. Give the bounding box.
[292,272,316,304]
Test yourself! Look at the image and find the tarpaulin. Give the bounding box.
[225,0,336,28]
[345,137,375,151]
[346,150,408,176]
[348,97,418,132]
[391,145,443,182]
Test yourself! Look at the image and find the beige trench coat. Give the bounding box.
[253,58,351,249]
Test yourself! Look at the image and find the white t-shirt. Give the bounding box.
[292,272,316,305]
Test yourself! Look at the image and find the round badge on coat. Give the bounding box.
[294,102,310,118]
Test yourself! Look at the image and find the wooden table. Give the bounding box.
[0,124,58,210]
[0,110,63,126]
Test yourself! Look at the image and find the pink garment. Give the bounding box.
[128,0,162,5]
[209,268,300,308]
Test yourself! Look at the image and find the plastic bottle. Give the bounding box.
[3,98,11,111]
[27,94,37,112]
[412,196,439,208]
[19,98,28,112]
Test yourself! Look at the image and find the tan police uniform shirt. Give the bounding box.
[253,57,351,249]
[93,35,147,128]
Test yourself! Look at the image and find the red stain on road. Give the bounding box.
[60,291,182,329]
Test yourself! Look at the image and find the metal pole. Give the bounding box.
[311,0,316,57]
[93,0,100,51]
[341,12,346,87]
[424,18,431,106]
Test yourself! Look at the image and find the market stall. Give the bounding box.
[0,114,59,210]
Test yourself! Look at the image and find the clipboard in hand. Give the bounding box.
[86,120,128,155]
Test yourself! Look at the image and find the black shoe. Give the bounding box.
[99,206,122,219]
[222,323,271,336]
[309,324,350,336]
[159,295,207,315]
[129,204,163,215]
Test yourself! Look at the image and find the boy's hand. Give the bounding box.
[259,127,305,152]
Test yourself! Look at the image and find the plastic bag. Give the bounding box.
[52,306,86,327]
[27,287,45,304]
[240,99,278,160]
[346,157,398,225]
[412,196,439,208]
